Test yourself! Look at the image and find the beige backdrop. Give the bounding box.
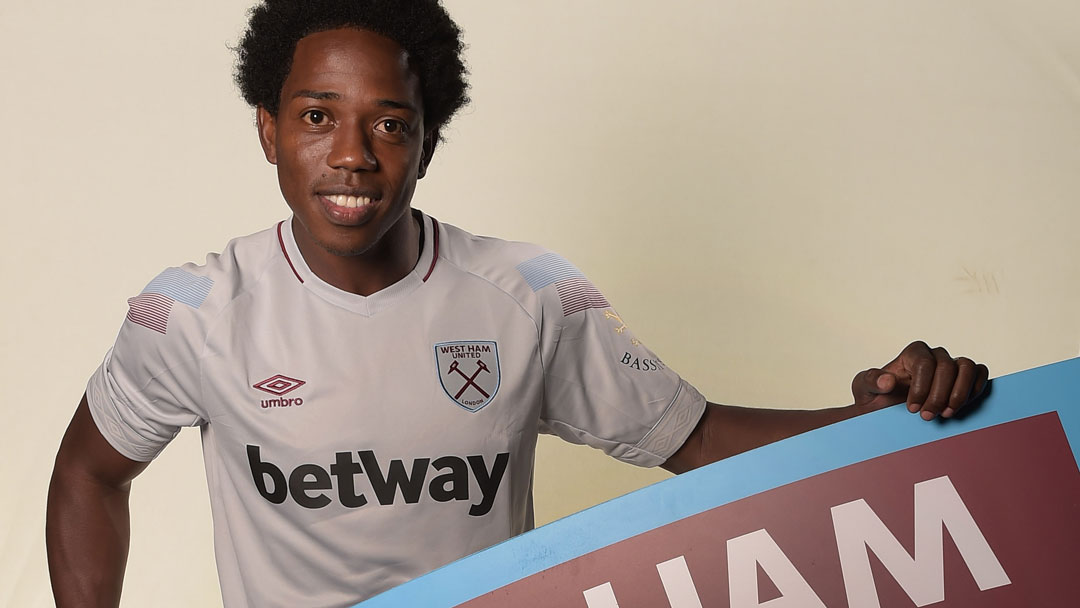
[3,1,1079,605]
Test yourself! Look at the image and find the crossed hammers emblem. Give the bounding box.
[448,359,492,400]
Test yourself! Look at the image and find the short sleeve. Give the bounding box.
[523,253,707,467]
[85,268,213,462]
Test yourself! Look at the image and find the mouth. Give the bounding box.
[324,194,374,209]
[315,190,383,225]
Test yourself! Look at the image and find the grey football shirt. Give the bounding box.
[86,212,706,607]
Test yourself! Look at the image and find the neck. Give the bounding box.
[292,211,422,297]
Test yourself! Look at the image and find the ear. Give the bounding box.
[256,105,278,165]
[417,127,439,179]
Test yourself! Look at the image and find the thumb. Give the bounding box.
[852,368,899,400]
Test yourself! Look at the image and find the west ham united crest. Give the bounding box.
[434,341,501,412]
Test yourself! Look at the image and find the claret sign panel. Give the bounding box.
[464,414,1075,607]
[358,359,1080,608]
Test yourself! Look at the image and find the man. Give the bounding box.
[46,1,988,606]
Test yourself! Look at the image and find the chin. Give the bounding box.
[319,237,378,258]
[297,217,380,257]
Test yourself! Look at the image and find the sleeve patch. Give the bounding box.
[517,252,584,290]
[126,268,214,334]
[516,253,610,316]
[555,278,610,316]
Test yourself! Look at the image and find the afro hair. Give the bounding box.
[235,0,469,136]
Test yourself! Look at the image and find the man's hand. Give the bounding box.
[663,343,990,473]
[851,341,990,420]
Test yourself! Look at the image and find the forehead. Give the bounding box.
[282,28,421,105]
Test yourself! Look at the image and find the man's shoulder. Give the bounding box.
[437,220,549,270]
[198,223,281,292]
[434,217,593,319]
[122,224,280,338]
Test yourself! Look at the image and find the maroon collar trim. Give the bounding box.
[422,216,440,282]
[277,221,304,284]
[278,216,437,285]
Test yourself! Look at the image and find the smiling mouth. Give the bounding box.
[324,194,375,208]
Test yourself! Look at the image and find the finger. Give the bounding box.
[855,368,897,396]
[874,370,898,394]
[906,350,937,414]
[920,347,957,420]
[942,357,977,418]
[895,340,932,373]
[973,364,990,399]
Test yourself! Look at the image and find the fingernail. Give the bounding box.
[942,407,955,418]
[921,410,936,421]
[908,403,920,413]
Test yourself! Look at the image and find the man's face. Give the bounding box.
[257,28,433,260]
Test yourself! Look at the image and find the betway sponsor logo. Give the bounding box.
[247,445,508,516]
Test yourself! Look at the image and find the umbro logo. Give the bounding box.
[253,374,306,395]
[253,374,306,408]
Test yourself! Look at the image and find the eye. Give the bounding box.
[302,110,329,126]
[375,119,409,135]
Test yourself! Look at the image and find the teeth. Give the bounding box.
[327,195,373,208]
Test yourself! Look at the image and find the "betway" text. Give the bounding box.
[247,445,509,516]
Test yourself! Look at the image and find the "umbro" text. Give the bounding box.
[260,397,303,408]
[247,445,509,516]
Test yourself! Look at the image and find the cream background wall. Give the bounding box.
[3,1,1078,605]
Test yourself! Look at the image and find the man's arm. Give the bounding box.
[47,394,150,607]
[663,341,989,473]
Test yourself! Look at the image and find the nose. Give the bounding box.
[327,125,378,172]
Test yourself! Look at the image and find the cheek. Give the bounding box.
[393,145,425,177]
[279,140,330,186]
[300,139,328,167]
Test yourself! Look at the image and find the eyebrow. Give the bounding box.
[290,90,418,114]
[376,99,418,113]
[292,89,341,101]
